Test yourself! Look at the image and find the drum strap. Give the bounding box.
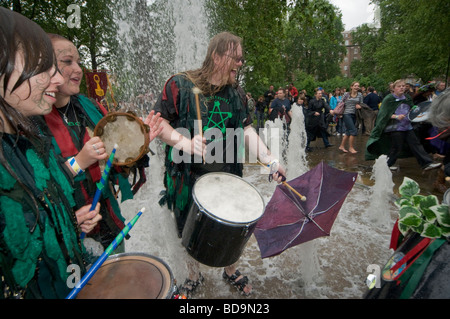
[398,238,446,299]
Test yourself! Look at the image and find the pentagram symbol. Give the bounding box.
[204,101,232,134]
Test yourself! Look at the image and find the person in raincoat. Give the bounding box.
[365,79,441,171]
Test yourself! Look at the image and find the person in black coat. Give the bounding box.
[304,88,334,151]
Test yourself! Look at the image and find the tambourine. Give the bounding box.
[94,112,150,166]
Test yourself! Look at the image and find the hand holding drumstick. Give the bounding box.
[257,160,306,201]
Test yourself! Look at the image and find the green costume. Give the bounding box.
[154,73,250,236]
[365,94,414,161]
[0,134,85,298]
[37,95,145,249]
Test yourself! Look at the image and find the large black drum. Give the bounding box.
[182,172,265,267]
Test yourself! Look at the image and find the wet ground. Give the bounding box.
[109,133,448,300]
[306,134,446,200]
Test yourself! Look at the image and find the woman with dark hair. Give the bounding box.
[0,8,101,298]
[35,34,162,251]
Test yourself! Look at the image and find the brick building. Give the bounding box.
[340,28,361,78]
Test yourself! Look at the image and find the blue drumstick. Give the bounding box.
[80,144,118,240]
[67,207,145,299]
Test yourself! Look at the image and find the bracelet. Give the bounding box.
[68,157,84,175]
[269,159,279,166]
[269,159,280,171]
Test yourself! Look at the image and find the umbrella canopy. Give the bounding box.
[254,162,357,258]
[408,101,431,123]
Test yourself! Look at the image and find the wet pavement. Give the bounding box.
[115,132,448,300]
[305,133,447,201]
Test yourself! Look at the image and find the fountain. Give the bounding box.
[367,155,395,230]
[99,1,399,299]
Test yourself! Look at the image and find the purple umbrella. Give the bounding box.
[254,162,357,258]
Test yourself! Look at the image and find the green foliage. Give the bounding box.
[206,0,288,94]
[396,177,450,239]
[284,0,346,82]
[372,0,450,82]
[350,24,383,78]
[4,0,447,103]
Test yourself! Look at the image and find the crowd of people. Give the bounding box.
[246,79,447,174]
[1,7,449,300]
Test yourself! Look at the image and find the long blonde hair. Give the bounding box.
[185,32,242,96]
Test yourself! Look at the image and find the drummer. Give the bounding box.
[365,79,441,171]
[35,34,163,251]
[153,31,286,297]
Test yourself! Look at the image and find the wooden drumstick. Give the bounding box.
[193,87,205,164]
[193,87,203,138]
[282,181,307,202]
[257,161,307,201]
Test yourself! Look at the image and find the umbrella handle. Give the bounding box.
[269,171,286,182]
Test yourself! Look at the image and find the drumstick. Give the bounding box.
[66,207,145,299]
[282,181,307,202]
[257,161,307,201]
[80,143,118,240]
[193,87,205,164]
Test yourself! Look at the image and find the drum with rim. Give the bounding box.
[76,253,175,299]
[94,112,150,166]
[182,172,265,267]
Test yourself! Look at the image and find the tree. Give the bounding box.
[284,0,346,82]
[373,0,450,82]
[205,0,288,94]
[350,24,382,78]
[2,0,118,71]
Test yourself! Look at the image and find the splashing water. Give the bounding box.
[286,104,308,178]
[106,1,398,299]
[367,155,395,229]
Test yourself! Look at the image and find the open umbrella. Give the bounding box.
[254,161,357,258]
[408,101,432,123]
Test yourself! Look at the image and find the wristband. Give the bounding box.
[269,159,279,166]
[268,159,279,173]
[68,157,84,175]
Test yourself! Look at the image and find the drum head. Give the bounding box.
[94,112,150,166]
[192,172,265,224]
[76,253,173,299]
